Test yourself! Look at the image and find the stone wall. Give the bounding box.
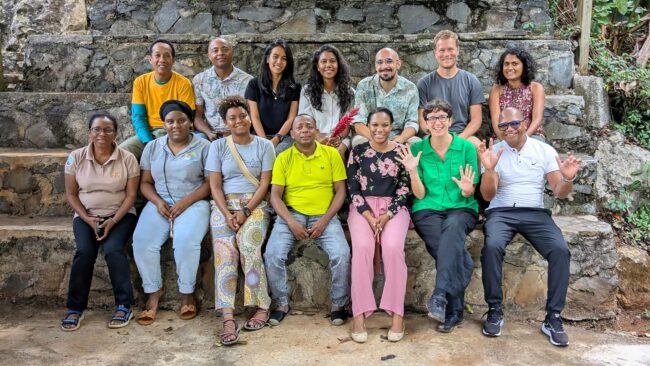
[1,0,552,90]
[86,0,551,36]
[22,33,574,94]
[0,215,617,320]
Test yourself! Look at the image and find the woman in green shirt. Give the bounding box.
[396,99,478,333]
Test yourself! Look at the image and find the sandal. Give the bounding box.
[244,308,270,331]
[61,309,84,331]
[136,309,157,326]
[108,305,133,329]
[137,288,163,326]
[179,303,197,320]
[219,318,241,346]
[268,306,291,326]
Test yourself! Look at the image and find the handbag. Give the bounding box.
[225,136,273,213]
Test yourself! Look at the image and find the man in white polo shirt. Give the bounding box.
[478,107,581,347]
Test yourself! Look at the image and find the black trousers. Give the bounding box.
[412,208,477,308]
[66,214,137,311]
[481,207,570,314]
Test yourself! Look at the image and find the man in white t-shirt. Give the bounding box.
[478,107,581,347]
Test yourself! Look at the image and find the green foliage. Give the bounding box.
[589,40,650,148]
[608,162,650,245]
[643,309,650,319]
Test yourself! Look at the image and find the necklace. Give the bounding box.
[370,142,393,164]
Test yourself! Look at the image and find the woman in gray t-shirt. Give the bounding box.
[132,100,211,326]
[207,95,275,346]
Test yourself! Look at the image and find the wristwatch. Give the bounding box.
[242,206,252,217]
[274,134,286,142]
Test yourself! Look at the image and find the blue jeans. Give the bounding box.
[264,210,350,307]
[132,200,209,294]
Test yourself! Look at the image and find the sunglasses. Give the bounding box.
[497,120,522,131]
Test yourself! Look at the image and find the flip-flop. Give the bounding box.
[243,308,270,331]
[179,304,197,320]
[136,309,157,326]
[219,319,241,346]
[61,310,84,332]
[108,305,134,329]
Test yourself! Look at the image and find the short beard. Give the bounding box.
[379,73,395,82]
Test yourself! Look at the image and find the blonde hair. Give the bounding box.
[432,30,459,50]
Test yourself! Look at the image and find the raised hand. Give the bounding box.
[555,152,582,181]
[478,138,504,171]
[451,164,476,197]
[395,144,421,172]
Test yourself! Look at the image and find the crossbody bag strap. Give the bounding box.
[226,135,260,188]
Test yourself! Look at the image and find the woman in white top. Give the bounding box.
[298,44,355,157]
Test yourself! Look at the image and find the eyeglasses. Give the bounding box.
[497,120,522,131]
[425,115,449,123]
[375,58,395,65]
[90,127,116,134]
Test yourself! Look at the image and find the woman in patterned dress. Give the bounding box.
[489,46,546,141]
[206,95,275,346]
[347,107,411,343]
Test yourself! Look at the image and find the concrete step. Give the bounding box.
[22,33,574,94]
[0,92,586,150]
[0,149,72,216]
[0,214,617,320]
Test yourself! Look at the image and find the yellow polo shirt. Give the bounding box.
[132,71,195,129]
[271,142,347,216]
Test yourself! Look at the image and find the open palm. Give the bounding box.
[556,152,582,180]
[451,164,476,195]
[478,138,503,171]
[395,144,421,171]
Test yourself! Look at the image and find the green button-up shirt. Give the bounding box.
[411,133,479,213]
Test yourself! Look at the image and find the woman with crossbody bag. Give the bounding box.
[205,96,276,346]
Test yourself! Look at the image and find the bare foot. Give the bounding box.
[146,288,164,311]
[352,314,366,334]
[390,314,404,333]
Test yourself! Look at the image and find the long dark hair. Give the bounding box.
[495,46,537,86]
[259,38,297,100]
[304,44,354,114]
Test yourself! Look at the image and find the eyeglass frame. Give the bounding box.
[425,115,450,123]
[90,127,116,134]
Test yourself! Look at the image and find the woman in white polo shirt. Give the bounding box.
[61,113,140,331]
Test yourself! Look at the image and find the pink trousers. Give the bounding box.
[348,196,410,317]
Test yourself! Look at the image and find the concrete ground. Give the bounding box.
[1,306,649,366]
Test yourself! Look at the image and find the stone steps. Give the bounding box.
[0,149,72,216]
[21,32,574,94]
[0,214,616,320]
[0,92,586,149]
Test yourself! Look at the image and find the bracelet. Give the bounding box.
[561,175,576,183]
[108,217,117,224]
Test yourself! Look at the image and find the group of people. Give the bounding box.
[61,30,581,348]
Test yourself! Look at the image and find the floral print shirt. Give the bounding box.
[347,142,411,216]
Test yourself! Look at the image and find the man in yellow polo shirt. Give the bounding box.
[264,114,350,326]
[119,39,195,159]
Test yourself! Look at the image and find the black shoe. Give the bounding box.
[330,310,348,326]
[437,313,464,333]
[541,313,569,347]
[427,294,447,323]
[268,306,291,326]
[482,304,504,337]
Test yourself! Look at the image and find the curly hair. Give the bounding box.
[423,99,453,119]
[259,38,297,100]
[495,47,537,86]
[217,95,250,121]
[304,44,354,114]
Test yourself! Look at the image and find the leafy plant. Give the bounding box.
[607,162,650,245]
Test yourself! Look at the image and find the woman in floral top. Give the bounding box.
[347,107,411,343]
